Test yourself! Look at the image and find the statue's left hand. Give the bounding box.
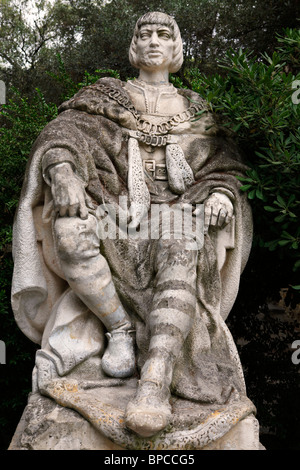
[202,192,234,234]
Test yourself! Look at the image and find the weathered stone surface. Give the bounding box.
[9,391,263,450]
[9,393,123,450]
[202,415,264,450]
[9,379,263,451]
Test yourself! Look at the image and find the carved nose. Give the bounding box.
[149,33,160,47]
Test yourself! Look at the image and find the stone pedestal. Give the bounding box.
[9,388,264,451]
[9,393,123,450]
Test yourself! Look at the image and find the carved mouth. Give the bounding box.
[147,51,162,57]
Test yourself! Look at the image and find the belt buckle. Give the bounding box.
[143,160,168,181]
[143,160,156,179]
[155,163,168,181]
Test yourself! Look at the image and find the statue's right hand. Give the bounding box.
[49,162,90,219]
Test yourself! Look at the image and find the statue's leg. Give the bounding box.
[125,236,198,437]
[53,215,135,378]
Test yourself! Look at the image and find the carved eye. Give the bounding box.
[140,32,151,40]
[158,31,171,39]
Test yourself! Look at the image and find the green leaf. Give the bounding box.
[276,195,286,207]
[240,184,252,191]
[278,240,290,246]
[256,188,264,200]
[233,122,243,132]
[281,231,295,239]
[274,214,286,222]
[265,240,279,251]
[293,260,300,270]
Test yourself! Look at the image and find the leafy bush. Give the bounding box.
[47,54,121,101]
[0,88,58,242]
[190,28,300,283]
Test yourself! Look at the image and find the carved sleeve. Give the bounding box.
[42,148,77,185]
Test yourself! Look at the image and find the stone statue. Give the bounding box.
[10,12,262,450]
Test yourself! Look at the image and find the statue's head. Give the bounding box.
[129,12,183,74]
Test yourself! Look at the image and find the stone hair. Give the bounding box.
[129,12,184,73]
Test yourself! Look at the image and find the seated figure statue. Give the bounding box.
[11,12,258,448]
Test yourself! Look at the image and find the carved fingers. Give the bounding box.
[49,162,89,219]
[203,192,234,234]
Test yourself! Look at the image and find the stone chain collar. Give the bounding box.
[92,82,207,138]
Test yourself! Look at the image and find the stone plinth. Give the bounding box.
[9,383,264,451]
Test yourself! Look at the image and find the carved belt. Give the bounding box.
[127,129,179,147]
[143,160,168,181]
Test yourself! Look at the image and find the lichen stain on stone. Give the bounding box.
[69,330,78,340]
[143,441,152,450]
[155,443,166,451]
[232,416,240,425]
[92,411,115,426]
[64,382,79,393]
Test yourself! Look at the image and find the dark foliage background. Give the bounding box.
[0,0,299,450]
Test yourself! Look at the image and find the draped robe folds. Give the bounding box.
[11,77,254,408]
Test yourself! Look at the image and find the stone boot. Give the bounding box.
[125,380,172,437]
[101,328,136,378]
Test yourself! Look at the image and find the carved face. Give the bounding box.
[135,24,174,72]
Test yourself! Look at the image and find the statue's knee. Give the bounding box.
[54,215,100,262]
[156,236,198,269]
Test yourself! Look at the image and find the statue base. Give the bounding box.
[9,379,265,450]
